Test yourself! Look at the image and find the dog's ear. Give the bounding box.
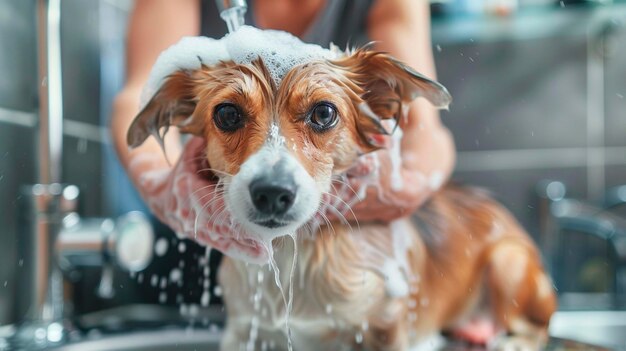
[333,48,451,151]
[127,69,205,150]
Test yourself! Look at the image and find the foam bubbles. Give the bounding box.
[141,26,337,108]
[224,26,336,87]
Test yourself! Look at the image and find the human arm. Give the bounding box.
[335,0,456,221]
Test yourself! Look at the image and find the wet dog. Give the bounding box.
[128,45,556,350]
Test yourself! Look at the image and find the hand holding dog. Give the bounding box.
[128,137,267,261]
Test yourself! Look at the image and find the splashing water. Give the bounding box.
[262,234,298,351]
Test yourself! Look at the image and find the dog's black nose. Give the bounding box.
[249,178,296,216]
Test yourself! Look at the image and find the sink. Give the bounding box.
[549,311,626,350]
[1,306,620,351]
[49,329,220,351]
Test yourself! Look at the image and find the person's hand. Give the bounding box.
[128,137,267,263]
[320,129,442,224]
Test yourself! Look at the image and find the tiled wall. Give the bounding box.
[433,9,626,240]
[0,0,108,324]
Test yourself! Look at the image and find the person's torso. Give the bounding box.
[200,0,374,48]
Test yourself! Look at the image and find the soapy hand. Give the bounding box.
[129,137,267,263]
[130,134,432,261]
[321,130,435,224]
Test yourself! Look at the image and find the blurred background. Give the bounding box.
[0,0,625,350]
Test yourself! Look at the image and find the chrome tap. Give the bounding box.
[537,180,626,307]
[215,0,247,33]
[3,1,155,349]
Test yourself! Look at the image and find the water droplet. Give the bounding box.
[18,259,23,267]
[436,44,442,52]
[150,274,158,287]
[617,93,624,99]
[159,292,167,303]
[179,303,188,316]
[201,291,210,307]
[77,138,88,154]
[154,238,169,256]
[325,304,333,314]
[355,332,363,344]
[178,241,186,253]
[560,0,565,6]
[188,304,199,317]
[214,285,223,296]
[169,268,182,283]
[3,281,7,287]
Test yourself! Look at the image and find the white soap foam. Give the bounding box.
[141,25,338,108]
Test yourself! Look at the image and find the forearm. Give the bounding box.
[404,100,456,189]
[368,0,456,187]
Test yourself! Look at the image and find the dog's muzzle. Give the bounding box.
[226,140,321,241]
[249,174,297,228]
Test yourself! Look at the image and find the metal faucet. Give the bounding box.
[537,180,626,307]
[3,1,154,349]
[215,0,247,32]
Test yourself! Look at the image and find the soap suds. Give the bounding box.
[141,26,337,108]
[381,120,404,191]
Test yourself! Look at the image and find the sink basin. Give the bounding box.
[46,333,607,351]
[549,311,626,350]
[1,306,619,351]
[49,329,220,351]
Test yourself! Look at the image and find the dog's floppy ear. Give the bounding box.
[333,48,451,150]
[127,69,204,150]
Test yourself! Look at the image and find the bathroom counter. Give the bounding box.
[442,337,611,350]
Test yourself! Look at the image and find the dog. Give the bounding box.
[128,46,557,350]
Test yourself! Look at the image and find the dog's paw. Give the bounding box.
[488,335,541,351]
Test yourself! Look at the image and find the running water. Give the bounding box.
[262,234,298,351]
[220,6,246,33]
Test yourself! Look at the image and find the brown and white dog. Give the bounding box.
[128,48,557,350]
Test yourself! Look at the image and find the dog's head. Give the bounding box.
[128,48,450,248]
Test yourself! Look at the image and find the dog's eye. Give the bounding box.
[308,103,338,132]
[214,103,244,132]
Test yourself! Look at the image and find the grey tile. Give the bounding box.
[0,124,36,324]
[605,164,626,190]
[605,28,626,148]
[436,36,588,152]
[63,136,104,217]
[0,1,38,111]
[61,0,102,125]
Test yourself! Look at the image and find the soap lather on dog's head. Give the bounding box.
[127,37,451,242]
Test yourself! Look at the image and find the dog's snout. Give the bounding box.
[249,178,296,216]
